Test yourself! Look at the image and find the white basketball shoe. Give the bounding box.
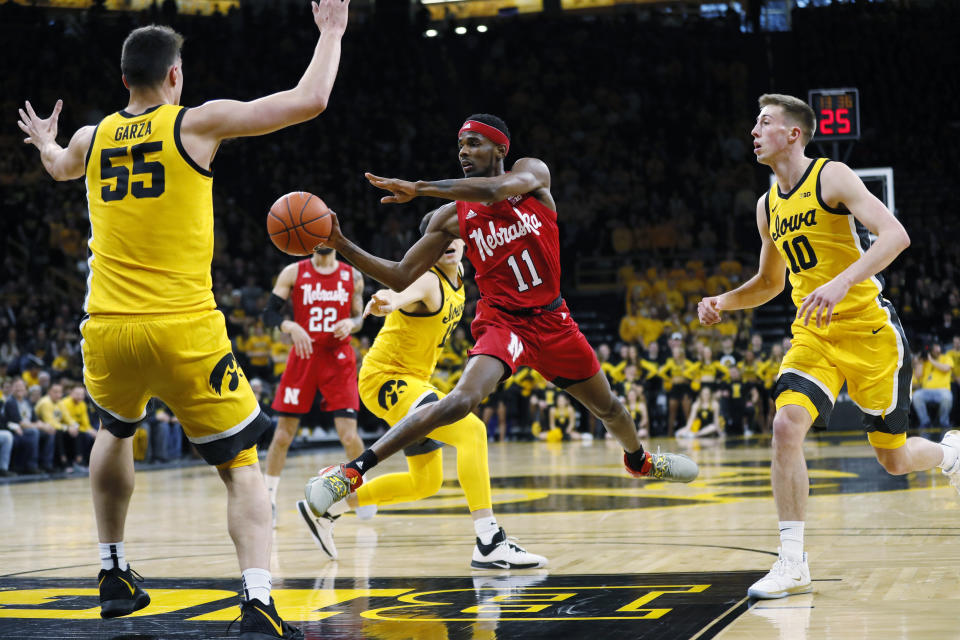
[296,499,339,560]
[747,550,812,599]
[471,527,547,570]
[940,430,960,494]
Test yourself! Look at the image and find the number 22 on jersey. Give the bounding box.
[309,307,339,333]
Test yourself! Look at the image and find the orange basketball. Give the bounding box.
[266,191,332,256]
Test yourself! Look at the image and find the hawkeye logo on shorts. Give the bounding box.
[378,379,408,410]
[209,353,243,396]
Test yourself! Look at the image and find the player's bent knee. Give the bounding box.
[216,446,259,471]
[270,426,295,449]
[771,412,806,447]
[439,391,478,423]
[411,464,444,498]
[874,448,909,475]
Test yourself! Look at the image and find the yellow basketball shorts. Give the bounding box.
[80,310,269,466]
[774,298,912,449]
[358,362,448,456]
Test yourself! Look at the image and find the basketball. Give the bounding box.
[267,191,332,256]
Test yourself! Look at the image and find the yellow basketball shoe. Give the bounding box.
[940,430,960,495]
[747,550,812,599]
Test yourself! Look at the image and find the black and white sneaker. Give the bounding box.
[296,499,338,560]
[236,597,303,639]
[98,565,150,618]
[471,527,547,570]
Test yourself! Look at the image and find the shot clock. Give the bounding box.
[809,88,860,141]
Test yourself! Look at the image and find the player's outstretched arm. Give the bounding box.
[366,157,550,204]
[796,161,911,327]
[698,195,786,326]
[18,100,94,182]
[183,0,349,142]
[363,271,438,318]
[328,203,458,291]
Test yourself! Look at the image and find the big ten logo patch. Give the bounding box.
[209,353,243,396]
[377,379,408,411]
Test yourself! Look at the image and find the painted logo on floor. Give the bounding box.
[374,452,952,515]
[0,572,760,639]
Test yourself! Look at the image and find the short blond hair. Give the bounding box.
[759,93,816,145]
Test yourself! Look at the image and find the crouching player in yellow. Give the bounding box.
[298,219,546,569]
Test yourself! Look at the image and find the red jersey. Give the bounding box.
[456,194,562,310]
[290,259,355,350]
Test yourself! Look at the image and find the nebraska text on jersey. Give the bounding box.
[300,281,350,305]
[468,209,543,261]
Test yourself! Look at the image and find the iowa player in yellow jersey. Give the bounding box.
[698,93,960,601]
[299,220,546,569]
[17,3,349,636]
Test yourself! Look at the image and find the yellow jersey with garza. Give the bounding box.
[767,158,882,315]
[84,104,215,315]
[362,267,465,381]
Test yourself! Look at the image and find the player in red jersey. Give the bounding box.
[304,114,699,516]
[262,246,366,526]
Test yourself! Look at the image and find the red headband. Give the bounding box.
[458,120,509,154]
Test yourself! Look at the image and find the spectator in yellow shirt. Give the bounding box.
[913,342,954,428]
[34,383,67,468]
[271,332,291,380]
[59,385,95,469]
[241,323,273,381]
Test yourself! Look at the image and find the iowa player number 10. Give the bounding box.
[100,142,166,202]
[782,235,818,274]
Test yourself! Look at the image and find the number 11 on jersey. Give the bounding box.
[507,249,543,292]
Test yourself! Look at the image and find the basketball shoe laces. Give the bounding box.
[768,555,805,582]
[648,447,680,480]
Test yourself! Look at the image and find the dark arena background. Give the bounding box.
[2,0,960,638]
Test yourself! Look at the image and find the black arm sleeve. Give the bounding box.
[262,293,287,329]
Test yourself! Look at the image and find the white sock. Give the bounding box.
[779,521,805,562]
[474,517,499,545]
[99,541,128,571]
[327,498,349,517]
[938,443,958,471]
[355,504,378,520]
[264,474,280,503]
[241,568,272,605]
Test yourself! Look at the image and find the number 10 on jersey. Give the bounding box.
[507,249,543,292]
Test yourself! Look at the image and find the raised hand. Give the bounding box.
[312,0,350,36]
[698,296,723,326]
[319,210,345,251]
[17,100,62,149]
[365,172,418,204]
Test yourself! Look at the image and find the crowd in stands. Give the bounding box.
[1,2,959,475]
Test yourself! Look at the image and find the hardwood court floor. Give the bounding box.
[1,430,958,639]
